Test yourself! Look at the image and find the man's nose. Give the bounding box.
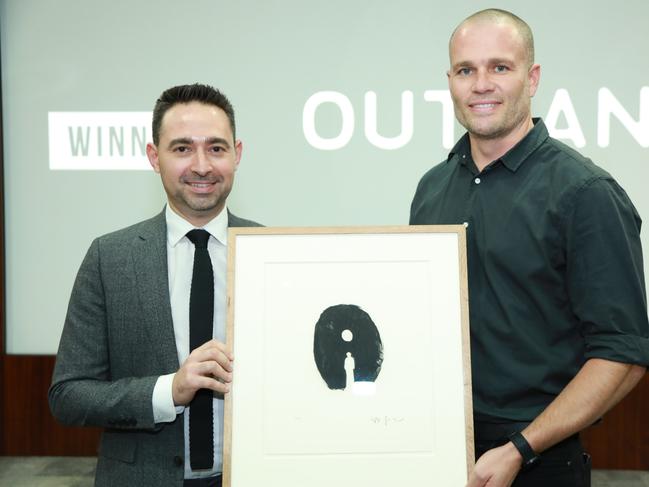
[191,148,212,174]
[473,70,495,93]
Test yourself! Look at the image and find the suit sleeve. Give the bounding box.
[49,238,160,431]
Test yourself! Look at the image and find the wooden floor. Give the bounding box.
[0,457,648,486]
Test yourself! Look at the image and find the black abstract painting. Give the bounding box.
[313,304,384,390]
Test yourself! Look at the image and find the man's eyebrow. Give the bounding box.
[489,57,515,66]
[167,136,232,149]
[168,137,193,147]
[451,57,515,70]
[204,137,232,148]
[451,60,474,70]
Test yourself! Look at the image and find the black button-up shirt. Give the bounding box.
[410,119,649,422]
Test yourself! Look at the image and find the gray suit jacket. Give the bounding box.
[49,208,261,487]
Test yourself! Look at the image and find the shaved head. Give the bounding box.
[450,9,535,67]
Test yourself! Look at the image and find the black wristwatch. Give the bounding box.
[508,431,540,470]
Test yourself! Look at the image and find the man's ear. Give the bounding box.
[234,140,243,171]
[528,63,541,98]
[146,143,161,173]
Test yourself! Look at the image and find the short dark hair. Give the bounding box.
[451,9,535,67]
[151,83,236,145]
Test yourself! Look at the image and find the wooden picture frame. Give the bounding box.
[224,225,473,486]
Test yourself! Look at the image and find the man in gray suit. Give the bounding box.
[49,83,261,487]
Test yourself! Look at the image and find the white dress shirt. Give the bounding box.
[152,204,228,479]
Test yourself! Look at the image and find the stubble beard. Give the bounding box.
[177,184,231,217]
[455,97,531,141]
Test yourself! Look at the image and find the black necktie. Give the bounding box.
[186,229,215,470]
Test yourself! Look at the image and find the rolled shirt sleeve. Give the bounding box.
[565,176,649,365]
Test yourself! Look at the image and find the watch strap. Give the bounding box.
[508,431,539,469]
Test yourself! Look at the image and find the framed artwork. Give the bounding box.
[224,225,472,486]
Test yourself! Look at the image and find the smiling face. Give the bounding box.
[448,19,540,143]
[146,101,242,226]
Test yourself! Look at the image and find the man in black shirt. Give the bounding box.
[410,9,649,487]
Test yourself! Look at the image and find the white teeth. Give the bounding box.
[473,103,496,108]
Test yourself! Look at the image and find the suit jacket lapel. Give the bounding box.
[126,208,256,375]
[227,209,261,228]
[132,210,179,372]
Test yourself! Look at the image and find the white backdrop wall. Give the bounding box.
[2,0,648,353]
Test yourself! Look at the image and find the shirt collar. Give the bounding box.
[165,204,229,248]
[447,118,549,172]
[448,132,472,167]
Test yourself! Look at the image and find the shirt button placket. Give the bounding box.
[464,166,482,227]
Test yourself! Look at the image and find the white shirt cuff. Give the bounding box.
[152,373,185,423]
